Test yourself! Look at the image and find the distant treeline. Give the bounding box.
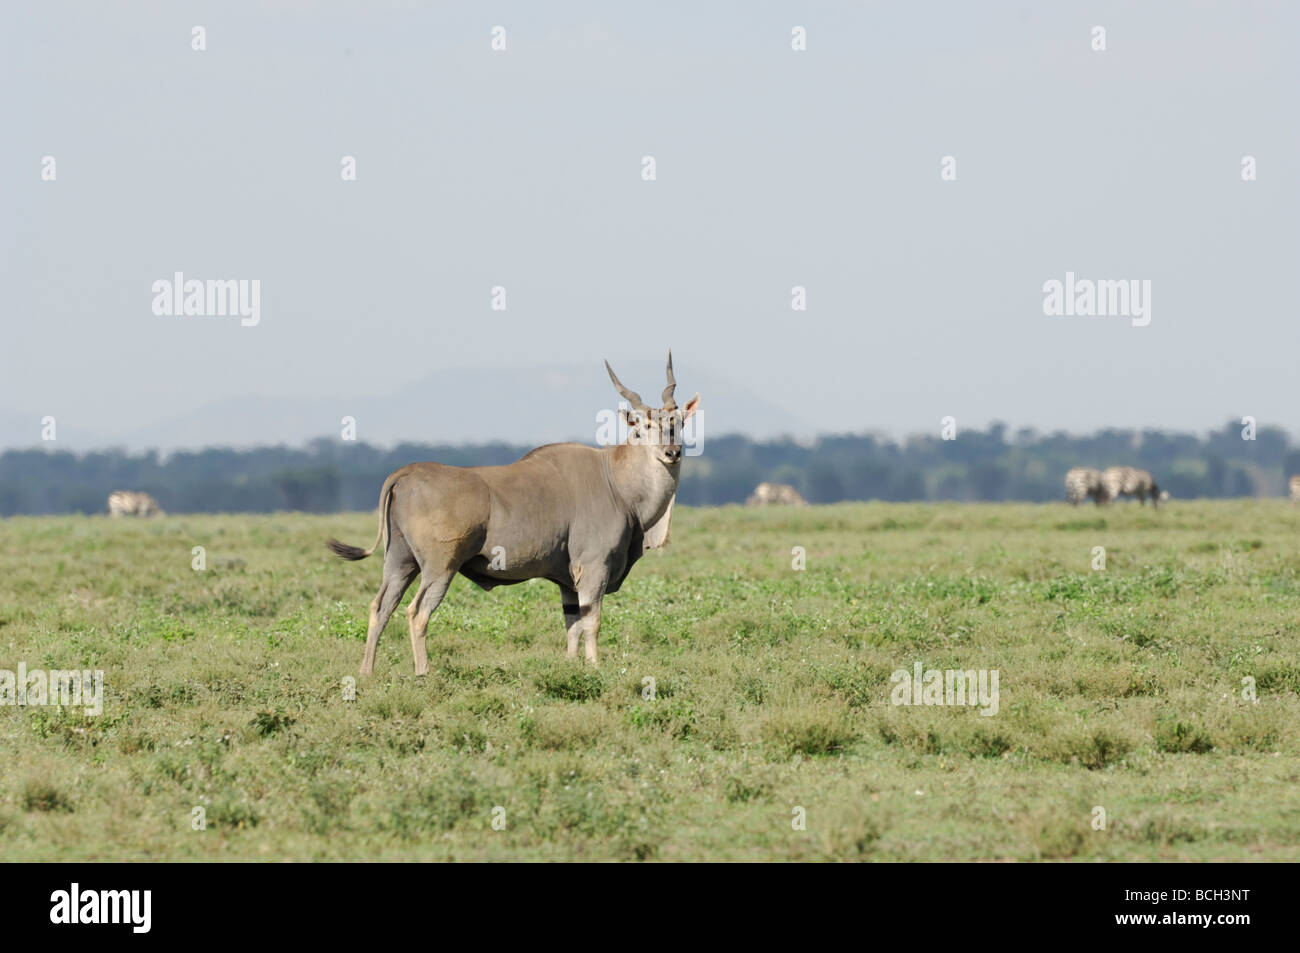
[2,421,1297,515]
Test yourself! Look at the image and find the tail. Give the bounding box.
[327,476,397,561]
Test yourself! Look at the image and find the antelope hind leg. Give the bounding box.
[406,572,454,676]
[362,560,418,676]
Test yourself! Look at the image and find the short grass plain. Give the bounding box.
[1,501,1298,861]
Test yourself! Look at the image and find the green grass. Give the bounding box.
[1,500,1298,861]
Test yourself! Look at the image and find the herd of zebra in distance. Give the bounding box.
[104,469,1300,516]
[1065,465,1166,507]
[1065,467,1300,508]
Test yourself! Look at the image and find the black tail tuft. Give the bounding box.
[326,538,371,561]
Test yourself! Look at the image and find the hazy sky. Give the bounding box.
[2,1,1296,450]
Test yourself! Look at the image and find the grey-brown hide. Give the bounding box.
[327,354,699,675]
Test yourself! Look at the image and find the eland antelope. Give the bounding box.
[746,482,807,506]
[107,490,163,517]
[328,354,700,674]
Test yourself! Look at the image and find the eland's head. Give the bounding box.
[604,351,700,467]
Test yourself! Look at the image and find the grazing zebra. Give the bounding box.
[746,482,808,506]
[1289,475,1300,503]
[1102,466,1162,507]
[107,490,163,518]
[1064,467,1108,506]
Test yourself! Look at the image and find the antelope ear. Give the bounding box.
[642,494,675,551]
[682,394,700,420]
[619,407,640,427]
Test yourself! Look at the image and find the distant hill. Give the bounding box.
[0,362,814,453]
